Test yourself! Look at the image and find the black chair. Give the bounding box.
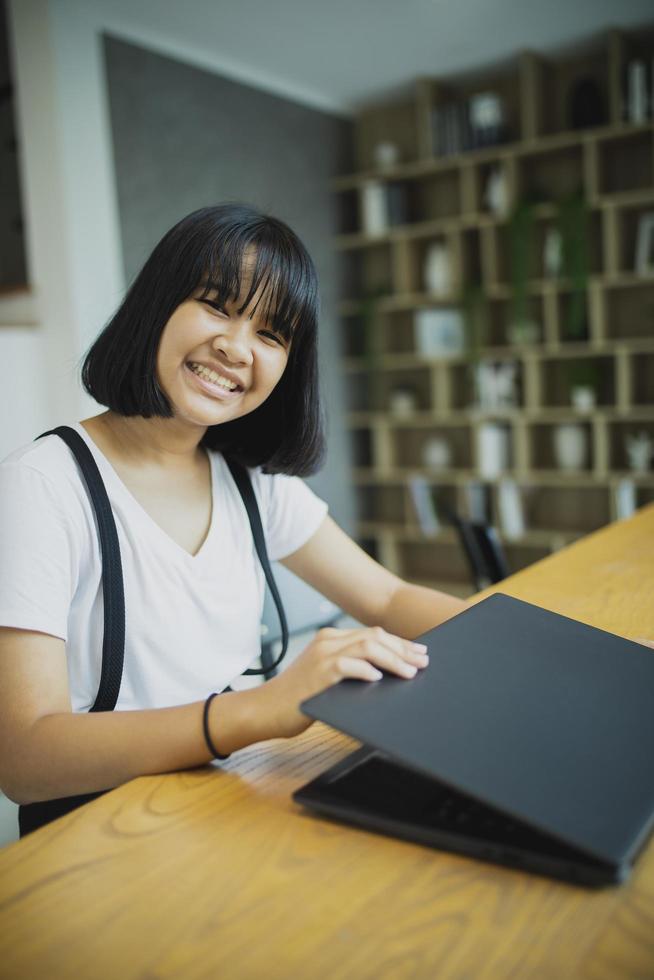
[447,514,510,592]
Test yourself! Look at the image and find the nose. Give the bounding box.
[212,316,254,366]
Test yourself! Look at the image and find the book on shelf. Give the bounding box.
[414,308,465,357]
[477,422,511,479]
[614,478,637,520]
[497,478,525,541]
[462,480,491,524]
[408,476,440,537]
[359,180,408,234]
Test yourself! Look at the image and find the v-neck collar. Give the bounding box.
[71,422,217,564]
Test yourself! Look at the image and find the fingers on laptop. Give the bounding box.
[317,625,429,681]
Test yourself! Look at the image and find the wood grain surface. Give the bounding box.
[1,505,653,980]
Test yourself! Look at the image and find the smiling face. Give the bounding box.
[155,264,290,433]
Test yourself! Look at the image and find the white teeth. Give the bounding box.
[188,362,238,390]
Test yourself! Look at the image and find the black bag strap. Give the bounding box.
[37,426,126,711]
[37,427,288,694]
[225,457,289,676]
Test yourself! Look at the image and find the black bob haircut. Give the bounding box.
[82,203,325,476]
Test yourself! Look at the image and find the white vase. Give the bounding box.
[423,242,452,296]
[571,385,596,413]
[625,432,654,473]
[422,437,452,471]
[484,166,509,217]
[553,423,588,471]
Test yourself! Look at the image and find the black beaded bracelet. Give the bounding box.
[203,692,231,760]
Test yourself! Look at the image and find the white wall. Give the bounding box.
[1,0,124,460]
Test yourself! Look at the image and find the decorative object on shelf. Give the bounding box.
[408,476,440,536]
[571,386,596,413]
[614,478,637,520]
[373,141,400,170]
[360,181,387,236]
[568,77,606,129]
[566,360,600,413]
[625,431,653,473]
[543,226,564,278]
[359,180,409,234]
[507,200,539,345]
[389,386,418,418]
[553,423,588,471]
[423,240,453,296]
[626,61,649,124]
[558,192,590,341]
[474,361,519,411]
[414,307,464,357]
[635,212,654,276]
[468,92,507,148]
[483,165,510,218]
[477,422,510,479]
[497,478,526,540]
[422,436,452,472]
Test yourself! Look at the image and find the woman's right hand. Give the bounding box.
[262,626,429,739]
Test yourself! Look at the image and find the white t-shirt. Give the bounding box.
[0,423,328,712]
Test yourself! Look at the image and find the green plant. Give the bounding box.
[360,286,388,410]
[460,282,489,364]
[557,191,590,340]
[507,200,536,342]
[459,282,489,406]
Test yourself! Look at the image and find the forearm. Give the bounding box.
[379,581,467,640]
[9,684,280,805]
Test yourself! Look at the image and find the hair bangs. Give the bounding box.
[199,228,316,345]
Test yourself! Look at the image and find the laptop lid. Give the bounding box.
[300,593,654,868]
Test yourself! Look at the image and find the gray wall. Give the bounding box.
[102,35,355,530]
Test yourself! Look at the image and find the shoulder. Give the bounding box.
[0,429,88,520]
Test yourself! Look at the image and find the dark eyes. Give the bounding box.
[200,299,286,347]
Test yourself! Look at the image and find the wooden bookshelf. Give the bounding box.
[335,26,654,596]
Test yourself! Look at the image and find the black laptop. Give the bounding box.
[293,594,654,887]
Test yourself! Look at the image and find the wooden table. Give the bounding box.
[1,506,654,980]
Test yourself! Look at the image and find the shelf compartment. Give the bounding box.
[355,98,420,172]
[632,353,654,405]
[450,358,525,411]
[409,170,462,222]
[340,243,394,301]
[378,367,433,414]
[397,540,472,588]
[528,47,610,138]
[598,130,654,196]
[522,484,610,532]
[541,355,615,408]
[605,281,654,340]
[483,293,545,348]
[392,425,472,470]
[608,420,654,471]
[356,485,407,525]
[350,427,373,468]
[527,421,595,473]
[517,144,585,203]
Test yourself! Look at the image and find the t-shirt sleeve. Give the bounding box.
[0,462,80,640]
[259,472,329,562]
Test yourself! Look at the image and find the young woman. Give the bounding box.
[0,203,466,831]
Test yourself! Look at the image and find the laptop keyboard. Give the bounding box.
[326,752,583,860]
